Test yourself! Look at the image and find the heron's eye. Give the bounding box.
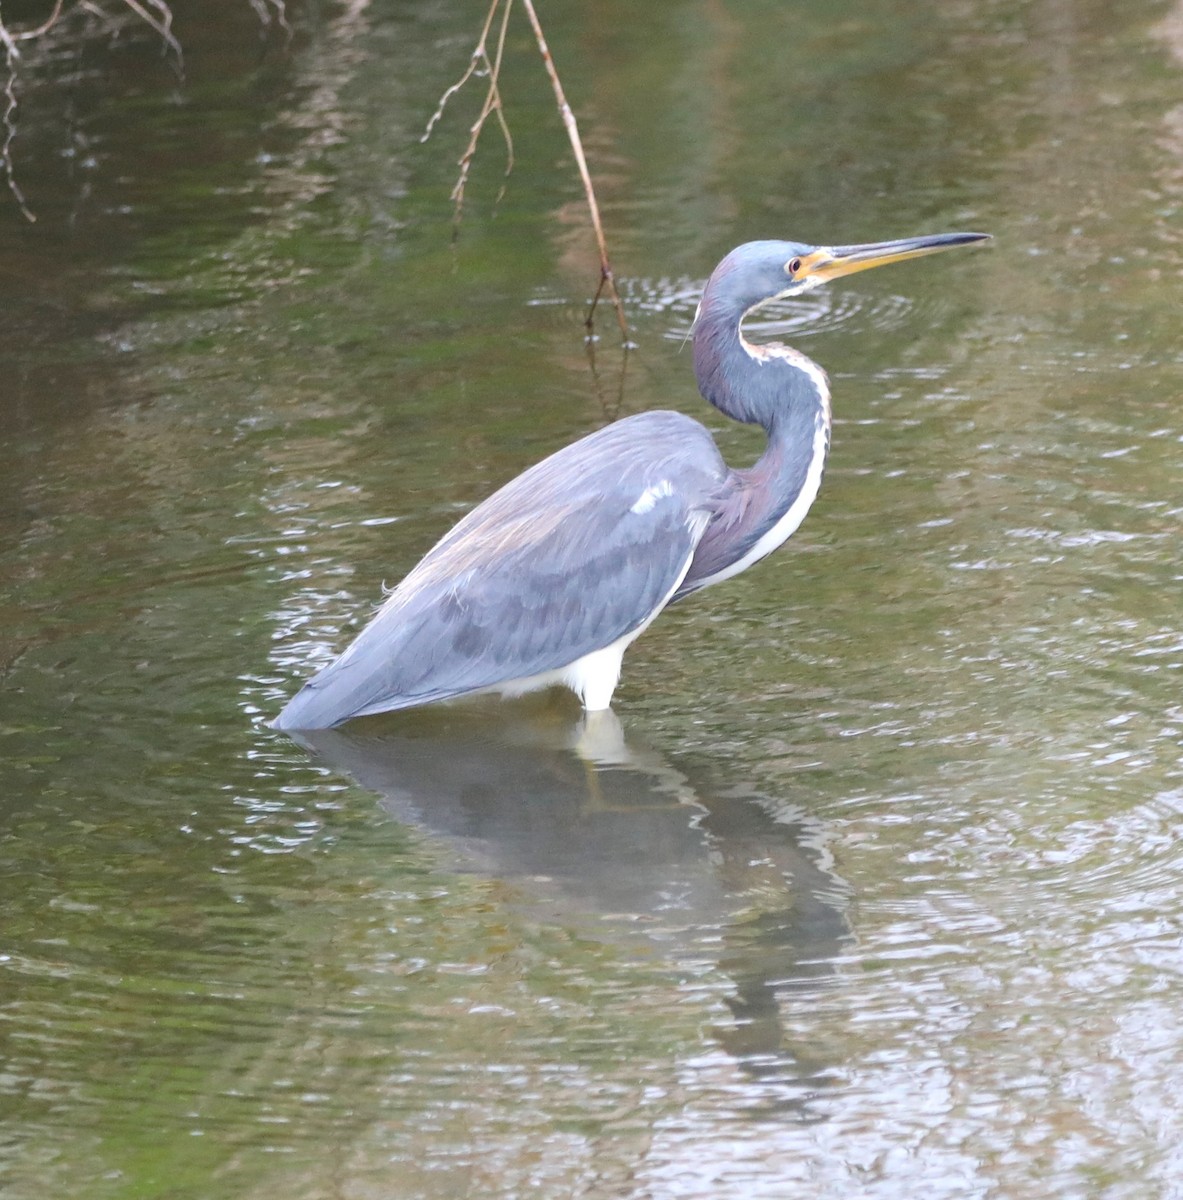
[788,257,803,276]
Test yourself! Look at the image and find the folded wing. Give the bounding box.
[275,411,726,729]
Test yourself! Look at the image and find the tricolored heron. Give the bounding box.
[275,231,989,730]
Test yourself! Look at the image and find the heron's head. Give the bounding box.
[700,231,991,322]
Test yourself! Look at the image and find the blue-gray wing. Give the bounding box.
[275,411,727,728]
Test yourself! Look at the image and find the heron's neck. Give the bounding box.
[678,301,833,595]
[693,300,830,434]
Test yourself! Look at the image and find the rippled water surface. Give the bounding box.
[2,1,1182,1196]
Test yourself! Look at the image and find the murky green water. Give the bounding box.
[2,0,1181,1196]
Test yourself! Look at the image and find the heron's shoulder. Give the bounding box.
[599,408,718,445]
[558,410,724,475]
[607,408,711,433]
[479,413,723,515]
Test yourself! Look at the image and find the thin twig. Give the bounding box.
[267,0,292,41]
[1,0,289,219]
[11,0,68,42]
[518,0,629,342]
[121,0,184,68]
[585,325,629,423]
[448,0,513,226]
[420,0,630,342]
[77,2,120,28]
[0,28,35,221]
[420,0,503,144]
[486,0,514,204]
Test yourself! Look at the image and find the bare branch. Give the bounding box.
[267,0,292,41]
[120,0,184,67]
[77,2,122,29]
[0,26,35,220]
[487,0,514,200]
[1,0,287,218]
[584,325,630,424]
[518,0,629,342]
[11,0,68,42]
[448,0,514,227]
[422,0,631,343]
[244,0,291,37]
[420,0,503,144]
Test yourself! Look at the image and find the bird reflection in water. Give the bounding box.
[290,703,852,1114]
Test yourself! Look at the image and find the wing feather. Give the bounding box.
[276,412,726,728]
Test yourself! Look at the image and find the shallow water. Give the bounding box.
[2,0,1182,1196]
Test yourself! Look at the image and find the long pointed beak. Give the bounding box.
[795,231,991,284]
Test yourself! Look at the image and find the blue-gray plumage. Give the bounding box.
[275,231,989,730]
